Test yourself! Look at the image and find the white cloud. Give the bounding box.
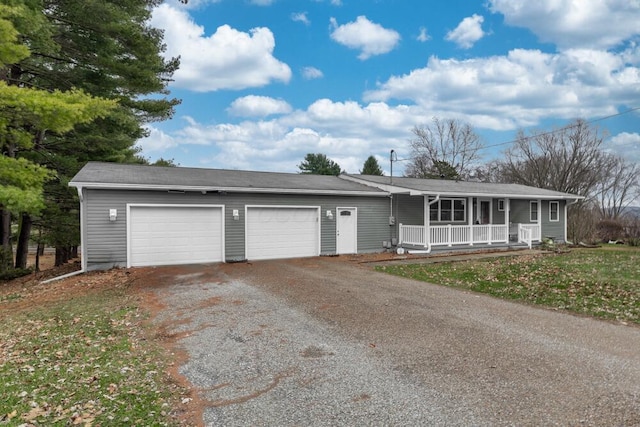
[301,66,324,79]
[167,0,221,10]
[227,95,292,117]
[488,0,640,50]
[445,14,486,49]
[291,12,310,25]
[608,132,640,162]
[250,0,275,5]
[150,4,291,92]
[364,47,640,130]
[137,126,178,153]
[417,27,431,42]
[141,99,421,173]
[329,16,401,60]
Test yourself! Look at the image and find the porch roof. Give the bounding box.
[341,174,584,200]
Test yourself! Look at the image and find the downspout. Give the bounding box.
[565,197,580,244]
[408,194,440,254]
[42,186,87,283]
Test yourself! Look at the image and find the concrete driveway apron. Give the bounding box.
[146,257,640,426]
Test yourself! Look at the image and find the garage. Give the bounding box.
[246,206,320,261]
[128,205,224,267]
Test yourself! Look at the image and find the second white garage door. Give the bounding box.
[246,206,320,260]
[128,205,224,267]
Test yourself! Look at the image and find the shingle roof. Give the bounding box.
[343,174,583,199]
[69,162,386,195]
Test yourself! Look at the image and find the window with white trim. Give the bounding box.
[549,201,559,222]
[429,198,466,222]
[497,199,505,211]
[530,201,538,222]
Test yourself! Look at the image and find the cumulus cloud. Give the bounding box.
[329,16,401,60]
[301,66,324,79]
[488,0,640,50]
[167,0,221,10]
[150,4,291,92]
[417,27,431,42]
[608,132,640,162]
[291,12,310,25]
[445,14,486,49]
[227,95,292,117]
[137,126,179,153]
[364,47,640,129]
[139,99,421,173]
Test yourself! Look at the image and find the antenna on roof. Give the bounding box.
[390,149,397,185]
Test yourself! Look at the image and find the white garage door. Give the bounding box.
[128,205,224,267]
[246,206,320,261]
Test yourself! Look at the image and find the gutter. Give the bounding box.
[68,182,388,197]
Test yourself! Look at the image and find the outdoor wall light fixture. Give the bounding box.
[233,209,240,220]
[109,209,117,222]
[326,210,333,220]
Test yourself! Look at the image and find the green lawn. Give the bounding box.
[0,281,185,426]
[376,246,640,324]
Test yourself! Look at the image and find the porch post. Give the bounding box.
[468,197,473,246]
[505,198,510,244]
[424,195,429,248]
[537,198,542,241]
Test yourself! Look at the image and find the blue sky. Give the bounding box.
[139,0,640,175]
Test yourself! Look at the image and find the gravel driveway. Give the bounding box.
[146,256,640,426]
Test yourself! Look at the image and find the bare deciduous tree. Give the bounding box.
[406,117,483,179]
[500,119,611,197]
[496,119,640,244]
[596,155,640,219]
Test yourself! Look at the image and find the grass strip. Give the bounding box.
[376,246,640,324]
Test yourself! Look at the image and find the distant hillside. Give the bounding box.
[623,206,640,218]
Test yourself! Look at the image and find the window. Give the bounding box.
[530,201,538,222]
[549,201,559,222]
[429,198,466,222]
[440,199,452,221]
[497,199,505,211]
[453,199,465,221]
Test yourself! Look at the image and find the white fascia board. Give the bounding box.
[68,181,388,197]
[338,175,582,199]
[413,190,585,200]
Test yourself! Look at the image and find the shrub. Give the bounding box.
[0,267,32,282]
[596,219,625,242]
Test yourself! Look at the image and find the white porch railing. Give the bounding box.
[517,224,541,249]
[399,223,512,247]
[399,224,426,246]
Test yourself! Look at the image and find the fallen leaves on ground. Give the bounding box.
[0,265,192,426]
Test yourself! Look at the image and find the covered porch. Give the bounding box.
[399,222,541,249]
[397,195,542,250]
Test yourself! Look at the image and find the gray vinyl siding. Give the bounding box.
[493,199,505,224]
[508,199,532,224]
[82,188,389,269]
[394,194,424,225]
[540,200,565,242]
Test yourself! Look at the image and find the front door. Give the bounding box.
[479,200,491,224]
[336,207,357,254]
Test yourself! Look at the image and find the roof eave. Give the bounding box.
[68,181,388,197]
[413,190,585,200]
